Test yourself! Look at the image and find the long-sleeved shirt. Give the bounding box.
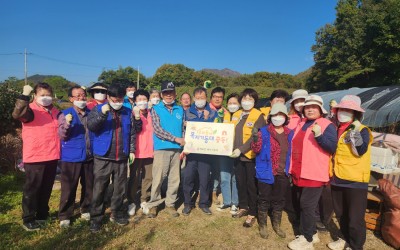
[150,104,184,142]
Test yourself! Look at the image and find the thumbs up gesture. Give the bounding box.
[311,122,322,137]
[65,113,73,125]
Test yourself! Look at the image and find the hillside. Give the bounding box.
[201,68,241,78]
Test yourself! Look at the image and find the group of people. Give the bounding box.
[13,80,373,250]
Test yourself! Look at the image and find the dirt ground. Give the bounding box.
[52,179,394,250]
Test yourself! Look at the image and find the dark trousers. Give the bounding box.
[292,185,323,242]
[234,160,258,216]
[127,158,153,204]
[22,160,58,223]
[90,158,127,223]
[331,185,367,250]
[183,154,211,208]
[58,160,94,220]
[258,175,290,212]
[316,184,334,225]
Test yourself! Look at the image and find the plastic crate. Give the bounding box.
[370,146,400,174]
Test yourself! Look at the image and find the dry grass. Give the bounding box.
[0,174,394,250]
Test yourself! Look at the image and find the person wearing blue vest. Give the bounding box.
[145,81,185,218]
[87,83,142,233]
[57,86,94,228]
[181,87,218,216]
[122,82,136,111]
[251,103,294,239]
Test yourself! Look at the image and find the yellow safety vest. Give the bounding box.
[260,107,270,118]
[333,124,373,183]
[231,108,263,159]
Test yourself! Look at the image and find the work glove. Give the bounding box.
[311,122,322,137]
[203,109,209,120]
[252,127,259,142]
[65,114,73,125]
[329,99,337,108]
[23,85,33,96]
[351,120,361,131]
[133,106,141,120]
[128,153,135,165]
[101,104,110,115]
[229,148,241,158]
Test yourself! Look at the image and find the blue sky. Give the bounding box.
[0,0,337,85]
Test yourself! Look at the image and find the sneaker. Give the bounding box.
[147,207,157,218]
[141,203,149,215]
[312,233,320,243]
[288,235,314,250]
[128,203,136,216]
[90,221,101,233]
[230,205,238,215]
[327,238,347,250]
[166,206,180,217]
[200,207,212,215]
[80,213,90,221]
[243,215,256,228]
[22,221,40,231]
[60,220,70,228]
[232,209,248,218]
[316,221,328,232]
[110,216,129,226]
[182,206,192,216]
[216,204,230,212]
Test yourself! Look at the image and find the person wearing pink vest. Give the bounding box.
[288,95,337,250]
[12,83,60,232]
[127,89,154,217]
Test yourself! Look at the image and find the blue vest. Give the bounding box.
[61,107,93,162]
[153,102,183,150]
[255,126,294,184]
[93,104,132,156]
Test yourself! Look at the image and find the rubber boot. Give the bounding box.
[258,210,269,239]
[271,210,286,238]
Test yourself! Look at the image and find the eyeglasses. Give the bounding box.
[94,90,106,94]
[212,95,224,99]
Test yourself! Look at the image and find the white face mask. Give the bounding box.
[337,110,354,123]
[194,99,206,109]
[294,102,304,112]
[109,101,123,110]
[94,93,106,101]
[73,100,87,109]
[36,96,53,107]
[136,101,148,110]
[126,91,135,99]
[227,104,240,113]
[163,99,175,105]
[271,115,286,127]
[241,101,254,111]
[150,97,160,105]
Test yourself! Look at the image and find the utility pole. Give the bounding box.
[24,48,28,85]
[137,66,140,89]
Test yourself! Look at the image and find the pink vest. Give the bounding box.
[289,117,332,182]
[135,111,154,158]
[22,102,60,163]
[288,114,302,130]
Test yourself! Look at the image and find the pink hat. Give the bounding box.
[333,95,365,113]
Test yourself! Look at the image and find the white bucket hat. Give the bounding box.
[302,95,328,114]
[269,103,288,116]
[289,89,308,104]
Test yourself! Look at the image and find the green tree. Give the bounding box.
[152,64,195,87]
[98,66,148,89]
[308,0,400,91]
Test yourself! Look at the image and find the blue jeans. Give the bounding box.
[219,156,238,206]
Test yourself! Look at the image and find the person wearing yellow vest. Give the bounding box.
[327,95,373,250]
[229,88,265,227]
[288,95,338,250]
[259,89,289,118]
[12,82,61,232]
[216,93,240,215]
